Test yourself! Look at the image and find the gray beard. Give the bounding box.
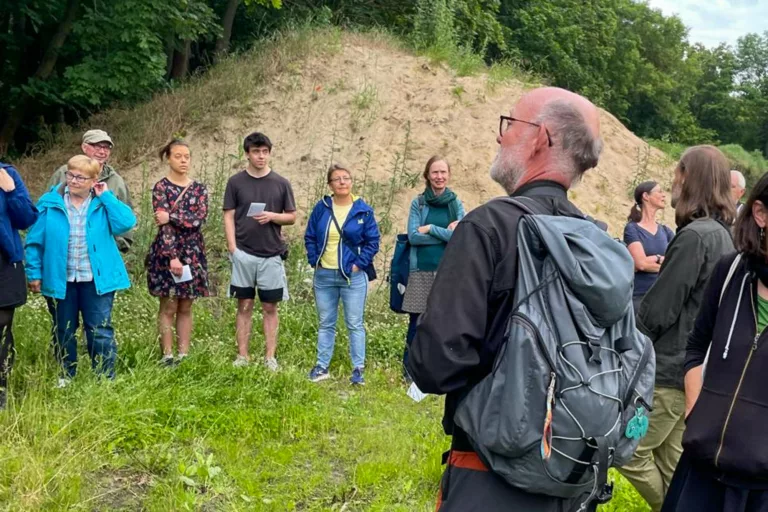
[490,151,525,195]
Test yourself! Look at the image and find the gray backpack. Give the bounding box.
[454,198,656,511]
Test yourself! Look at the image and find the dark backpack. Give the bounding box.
[389,195,426,313]
[454,197,656,511]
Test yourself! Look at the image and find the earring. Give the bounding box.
[761,228,765,244]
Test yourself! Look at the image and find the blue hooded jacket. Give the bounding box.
[0,163,38,263]
[25,184,136,299]
[304,196,380,281]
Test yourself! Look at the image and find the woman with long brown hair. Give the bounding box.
[661,172,768,511]
[618,146,735,512]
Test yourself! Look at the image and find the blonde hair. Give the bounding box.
[67,155,100,179]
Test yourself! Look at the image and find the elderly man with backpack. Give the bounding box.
[407,87,656,512]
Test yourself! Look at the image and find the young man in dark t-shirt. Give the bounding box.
[223,132,296,370]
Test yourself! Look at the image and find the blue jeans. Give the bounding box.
[46,281,117,379]
[313,268,368,369]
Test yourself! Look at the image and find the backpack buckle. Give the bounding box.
[595,482,613,504]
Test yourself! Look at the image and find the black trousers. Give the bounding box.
[0,308,15,390]
[662,451,768,512]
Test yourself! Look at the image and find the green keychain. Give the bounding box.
[625,406,649,440]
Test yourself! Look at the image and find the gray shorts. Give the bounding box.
[229,249,289,303]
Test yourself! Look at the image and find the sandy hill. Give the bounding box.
[17,31,676,239]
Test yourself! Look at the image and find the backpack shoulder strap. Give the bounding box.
[719,253,743,306]
[418,194,425,209]
[494,196,539,215]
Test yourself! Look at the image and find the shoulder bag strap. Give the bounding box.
[169,182,194,213]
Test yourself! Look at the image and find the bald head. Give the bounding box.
[514,87,601,139]
[490,87,603,194]
[731,170,746,203]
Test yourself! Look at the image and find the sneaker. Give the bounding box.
[56,378,71,389]
[232,355,249,367]
[160,355,175,367]
[308,365,330,382]
[350,367,365,386]
[265,357,279,372]
[176,353,188,365]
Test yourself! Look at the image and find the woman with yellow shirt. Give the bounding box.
[304,164,381,385]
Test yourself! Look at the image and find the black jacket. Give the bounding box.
[683,253,768,485]
[407,181,588,450]
[637,217,734,389]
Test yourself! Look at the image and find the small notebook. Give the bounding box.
[172,265,193,283]
[247,202,266,217]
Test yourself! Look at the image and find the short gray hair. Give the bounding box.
[731,170,746,189]
[537,100,603,181]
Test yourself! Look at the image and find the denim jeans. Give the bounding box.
[313,268,368,369]
[46,281,117,379]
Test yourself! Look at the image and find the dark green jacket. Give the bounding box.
[47,163,134,252]
[638,217,734,389]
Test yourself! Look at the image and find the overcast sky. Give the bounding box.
[646,0,767,48]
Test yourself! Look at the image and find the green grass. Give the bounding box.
[0,267,650,511]
[3,275,448,511]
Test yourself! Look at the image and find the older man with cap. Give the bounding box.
[47,129,134,252]
[407,87,606,511]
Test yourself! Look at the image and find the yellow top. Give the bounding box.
[320,199,354,269]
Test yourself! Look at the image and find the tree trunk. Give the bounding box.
[169,40,192,80]
[214,0,240,61]
[0,0,80,155]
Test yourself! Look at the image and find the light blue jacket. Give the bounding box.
[25,185,136,299]
[407,194,465,271]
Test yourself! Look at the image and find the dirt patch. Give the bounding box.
[88,468,152,511]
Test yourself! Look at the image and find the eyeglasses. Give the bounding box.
[87,143,112,151]
[65,172,92,184]
[329,177,352,184]
[499,115,553,147]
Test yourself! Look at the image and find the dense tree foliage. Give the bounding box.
[1,0,767,159]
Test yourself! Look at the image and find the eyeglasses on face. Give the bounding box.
[88,143,112,151]
[499,115,553,147]
[65,172,92,184]
[329,177,352,184]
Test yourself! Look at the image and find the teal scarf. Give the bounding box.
[424,186,459,222]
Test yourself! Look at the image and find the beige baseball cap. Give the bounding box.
[82,129,114,146]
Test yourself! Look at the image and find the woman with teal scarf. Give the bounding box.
[402,156,465,379]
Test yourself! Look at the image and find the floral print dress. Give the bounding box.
[147,178,209,298]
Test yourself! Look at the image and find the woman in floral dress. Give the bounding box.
[147,139,209,365]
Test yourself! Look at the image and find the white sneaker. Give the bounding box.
[232,355,249,367]
[56,378,70,389]
[265,357,279,372]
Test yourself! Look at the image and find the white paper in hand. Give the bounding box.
[172,265,193,283]
[407,382,428,403]
[247,202,266,217]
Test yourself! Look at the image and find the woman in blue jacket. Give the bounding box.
[0,163,38,408]
[26,156,136,385]
[402,156,464,378]
[304,164,380,385]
